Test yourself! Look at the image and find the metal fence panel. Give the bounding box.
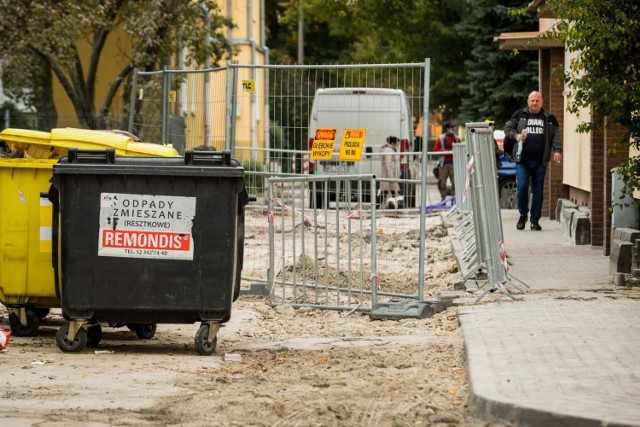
[267,175,378,311]
[129,67,229,152]
[129,62,438,305]
[265,174,449,312]
[234,62,430,296]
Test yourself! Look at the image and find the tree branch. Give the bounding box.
[100,64,133,119]
[29,46,78,109]
[87,0,125,104]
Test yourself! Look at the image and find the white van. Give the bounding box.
[307,87,414,207]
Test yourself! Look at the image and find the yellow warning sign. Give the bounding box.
[168,90,176,103]
[311,128,336,160]
[242,80,255,92]
[339,128,366,161]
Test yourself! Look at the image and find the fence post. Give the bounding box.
[161,65,169,145]
[203,67,211,147]
[225,60,238,152]
[417,58,431,301]
[127,68,139,134]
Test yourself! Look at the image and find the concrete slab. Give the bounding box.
[459,297,640,427]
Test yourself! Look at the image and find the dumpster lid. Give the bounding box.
[50,128,179,157]
[1,128,179,158]
[0,128,51,146]
[53,150,245,179]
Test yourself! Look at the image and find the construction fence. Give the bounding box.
[128,61,478,311]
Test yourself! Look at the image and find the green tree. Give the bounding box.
[265,0,356,64]
[266,0,469,119]
[543,0,640,199]
[384,0,469,120]
[457,0,539,127]
[0,0,234,130]
[0,101,36,130]
[1,53,56,130]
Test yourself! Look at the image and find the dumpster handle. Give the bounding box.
[184,149,232,166]
[67,147,116,164]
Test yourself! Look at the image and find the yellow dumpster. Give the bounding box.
[0,128,178,336]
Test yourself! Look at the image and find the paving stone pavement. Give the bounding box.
[448,208,640,426]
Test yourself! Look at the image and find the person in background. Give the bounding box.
[380,136,400,206]
[399,138,414,207]
[504,91,562,231]
[434,121,460,200]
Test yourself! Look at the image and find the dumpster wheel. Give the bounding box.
[195,323,219,356]
[8,309,40,337]
[56,321,88,353]
[33,308,50,321]
[86,320,103,348]
[132,323,156,340]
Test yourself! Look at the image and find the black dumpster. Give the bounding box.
[52,148,249,355]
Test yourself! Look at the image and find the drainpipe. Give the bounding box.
[201,0,211,146]
[248,0,257,157]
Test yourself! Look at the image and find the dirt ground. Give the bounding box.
[0,211,501,427]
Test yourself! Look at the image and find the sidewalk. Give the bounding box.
[449,208,640,427]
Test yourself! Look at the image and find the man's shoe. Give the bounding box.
[516,215,527,230]
[530,221,542,231]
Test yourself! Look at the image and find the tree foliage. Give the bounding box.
[0,0,234,129]
[0,101,35,130]
[457,0,539,127]
[265,0,356,65]
[265,0,544,125]
[266,0,469,119]
[543,0,640,199]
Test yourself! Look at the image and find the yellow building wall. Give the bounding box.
[224,0,267,159]
[562,101,591,192]
[52,27,131,128]
[562,49,591,192]
[178,0,267,161]
[51,1,268,159]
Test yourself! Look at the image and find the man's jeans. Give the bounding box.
[515,160,546,222]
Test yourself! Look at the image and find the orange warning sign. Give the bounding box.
[311,128,336,160]
[339,128,366,161]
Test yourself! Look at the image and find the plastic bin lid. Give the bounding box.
[50,128,179,157]
[1,127,179,158]
[123,142,180,157]
[0,158,58,168]
[50,128,130,152]
[0,128,51,145]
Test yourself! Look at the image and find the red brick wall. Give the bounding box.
[540,48,569,219]
[590,118,628,253]
[540,50,550,101]
[604,122,629,254]
[590,119,606,248]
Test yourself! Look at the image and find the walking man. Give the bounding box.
[504,91,562,231]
